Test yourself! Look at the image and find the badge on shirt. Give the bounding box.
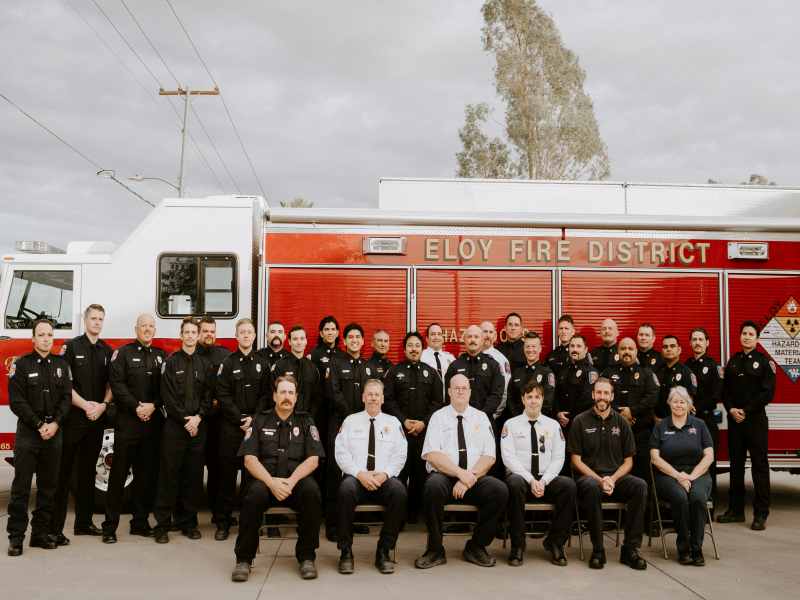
[482,363,488,371]
[634,372,640,380]
[310,425,320,441]
[321,356,329,363]
[365,367,371,376]
[702,366,708,374]
[293,426,300,437]
[611,426,621,436]
[688,427,697,435]
[256,363,262,373]
[423,370,429,378]
[56,367,62,378]
[536,374,542,383]
[650,357,656,365]
[614,353,620,362]
[753,361,759,369]
[396,372,405,379]
[576,369,582,378]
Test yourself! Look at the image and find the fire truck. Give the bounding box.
[2,178,799,503]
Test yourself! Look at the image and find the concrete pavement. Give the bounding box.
[1,462,799,600]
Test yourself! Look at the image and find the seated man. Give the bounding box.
[231,375,324,582]
[414,374,508,569]
[501,381,576,567]
[335,379,408,574]
[568,377,648,571]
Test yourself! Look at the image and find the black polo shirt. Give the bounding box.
[567,409,635,476]
[238,409,325,477]
[649,415,712,473]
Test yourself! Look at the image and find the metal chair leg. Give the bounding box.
[615,508,622,547]
[706,505,720,560]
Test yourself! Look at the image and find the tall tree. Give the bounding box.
[280,196,314,207]
[458,0,609,180]
[456,103,515,178]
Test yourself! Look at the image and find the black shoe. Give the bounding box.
[375,546,394,574]
[692,551,706,567]
[299,559,318,580]
[620,546,647,570]
[463,541,495,567]
[154,530,169,544]
[74,524,103,536]
[7,540,23,557]
[129,526,154,537]
[230,516,239,527]
[716,510,745,523]
[678,553,694,565]
[353,524,370,535]
[53,533,71,546]
[589,549,606,569]
[507,547,524,567]
[338,547,355,574]
[751,515,767,531]
[215,527,230,541]
[102,532,117,544]
[415,549,447,569]
[30,535,58,550]
[543,539,567,566]
[181,528,202,540]
[231,561,251,582]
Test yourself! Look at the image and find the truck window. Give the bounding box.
[158,254,237,317]
[4,270,74,329]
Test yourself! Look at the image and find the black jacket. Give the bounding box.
[9,351,72,430]
[160,349,213,426]
[383,360,443,424]
[109,342,166,437]
[445,352,505,418]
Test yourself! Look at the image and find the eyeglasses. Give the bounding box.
[451,386,470,393]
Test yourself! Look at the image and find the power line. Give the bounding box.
[119,0,181,87]
[88,0,225,192]
[165,0,268,200]
[0,92,154,208]
[190,103,242,193]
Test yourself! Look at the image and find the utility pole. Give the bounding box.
[159,86,219,197]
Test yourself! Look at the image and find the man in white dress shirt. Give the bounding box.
[421,323,455,389]
[501,380,576,567]
[335,379,408,574]
[414,374,508,570]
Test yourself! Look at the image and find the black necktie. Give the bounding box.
[434,351,442,378]
[529,420,540,480]
[367,417,376,471]
[184,354,194,413]
[277,421,290,477]
[457,415,468,469]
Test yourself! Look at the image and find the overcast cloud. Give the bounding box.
[1,1,798,253]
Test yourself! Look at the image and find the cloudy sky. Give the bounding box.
[2,1,798,253]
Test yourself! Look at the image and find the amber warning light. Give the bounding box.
[728,242,769,260]
[363,237,407,255]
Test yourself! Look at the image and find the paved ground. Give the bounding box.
[1,462,798,600]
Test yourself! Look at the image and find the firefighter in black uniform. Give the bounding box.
[365,329,393,380]
[444,324,505,421]
[717,320,776,531]
[497,312,525,371]
[655,335,697,418]
[507,331,555,418]
[326,322,370,540]
[546,314,575,377]
[590,318,620,372]
[555,335,599,433]
[273,326,322,430]
[384,331,443,521]
[153,317,213,542]
[197,316,232,521]
[685,327,723,508]
[637,323,665,372]
[603,337,659,481]
[231,375,324,582]
[51,304,113,545]
[213,318,272,540]
[7,319,72,556]
[257,320,290,369]
[103,314,166,543]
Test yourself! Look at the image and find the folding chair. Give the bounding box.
[647,462,719,560]
[505,502,555,550]
[442,503,479,536]
[570,466,625,560]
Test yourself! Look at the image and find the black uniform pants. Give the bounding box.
[234,476,322,563]
[576,474,647,551]
[399,433,426,518]
[655,472,711,555]
[7,426,62,542]
[103,429,160,533]
[51,421,103,534]
[632,428,653,483]
[215,422,245,527]
[336,475,407,549]
[325,415,342,528]
[702,418,719,506]
[205,412,222,512]
[506,474,576,550]
[423,472,508,553]
[727,411,770,517]
[154,420,206,530]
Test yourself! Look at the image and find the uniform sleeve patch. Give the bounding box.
[59,344,67,356]
[589,371,598,384]
[690,373,698,388]
[217,363,224,376]
[310,425,320,441]
[111,349,119,362]
[547,373,555,387]
[161,362,166,375]
[652,373,660,386]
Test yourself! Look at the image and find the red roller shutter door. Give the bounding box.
[560,271,721,361]
[415,269,553,356]
[728,273,800,454]
[268,268,408,363]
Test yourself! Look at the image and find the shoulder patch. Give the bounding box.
[547,372,555,387]
[309,425,320,442]
[217,363,224,376]
[769,360,777,374]
[589,371,598,384]
[59,344,67,356]
[690,373,698,387]
[652,373,660,386]
[161,362,166,375]
[111,349,119,362]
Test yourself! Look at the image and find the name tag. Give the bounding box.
[28,372,39,378]
[584,427,597,434]
[76,355,85,359]
[665,431,676,435]
[233,369,241,374]
[262,428,276,436]
[342,369,351,374]
[132,358,141,362]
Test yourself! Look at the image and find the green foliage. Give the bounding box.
[280,196,314,208]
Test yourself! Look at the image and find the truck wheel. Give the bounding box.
[93,428,134,513]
